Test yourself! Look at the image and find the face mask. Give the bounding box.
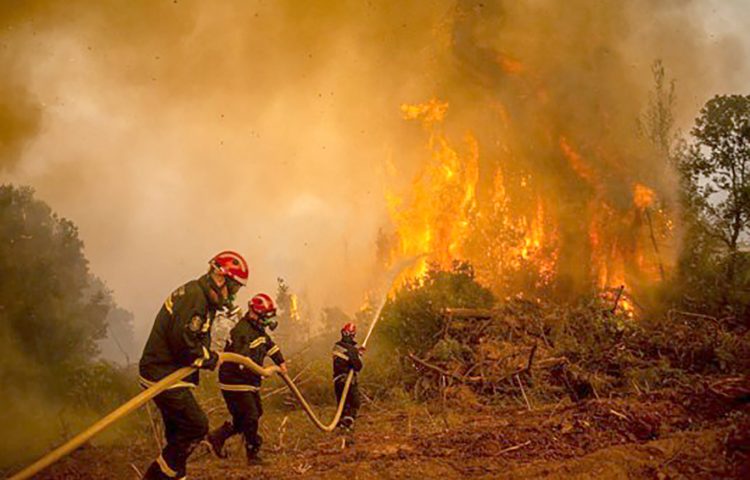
[226,278,242,296]
[263,317,278,331]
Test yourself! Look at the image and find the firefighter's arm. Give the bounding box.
[168,294,218,369]
[347,345,363,372]
[267,336,287,373]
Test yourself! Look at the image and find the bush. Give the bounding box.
[377,261,496,357]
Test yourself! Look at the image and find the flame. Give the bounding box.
[382,98,674,310]
[386,99,479,279]
[559,136,597,186]
[633,183,655,210]
[289,294,301,323]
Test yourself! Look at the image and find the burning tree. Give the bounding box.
[274,277,310,352]
[379,5,679,307]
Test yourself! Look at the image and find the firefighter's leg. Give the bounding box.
[223,391,264,464]
[348,383,361,421]
[206,420,235,459]
[147,388,208,479]
[243,392,264,463]
[206,390,244,458]
[334,379,352,429]
[334,378,345,405]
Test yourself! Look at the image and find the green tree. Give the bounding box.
[379,261,495,356]
[681,95,750,287]
[0,185,138,467]
[0,185,112,382]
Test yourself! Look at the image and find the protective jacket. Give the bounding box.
[139,274,220,389]
[332,337,363,382]
[218,317,285,391]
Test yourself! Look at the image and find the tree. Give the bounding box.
[379,261,495,356]
[638,60,678,159]
[99,304,137,364]
[0,185,140,467]
[0,185,112,383]
[681,95,750,286]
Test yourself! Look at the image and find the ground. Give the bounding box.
[22,386,749,479]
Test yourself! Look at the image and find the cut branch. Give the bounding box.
[408,353,484,383]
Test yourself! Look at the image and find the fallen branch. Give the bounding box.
[610,285,625,314]
[609,409,630,421]
[409,345,552,388]
[667,309,720,326]
[498,440,531,455]
[407,353,484,383]
[515,374,532,411]
[525,343,538,374]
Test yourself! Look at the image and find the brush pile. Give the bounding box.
[404,297,750,406]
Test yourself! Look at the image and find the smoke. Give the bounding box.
[0,1,747,341]
[382,0,750,297]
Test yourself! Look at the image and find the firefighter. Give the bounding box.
[206,293,287,465]
[332,322,363,430]
[139,251,249,480]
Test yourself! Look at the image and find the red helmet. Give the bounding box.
[210,251,249,286]
[341,323,356,337]
[249,293,276,318]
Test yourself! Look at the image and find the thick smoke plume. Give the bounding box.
[1,1,748,341]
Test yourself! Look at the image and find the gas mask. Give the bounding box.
[261,314,278,331]
[208,274,242,309]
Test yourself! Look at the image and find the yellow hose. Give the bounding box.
[8,354,279,480]
[278,272,388,431]
[9,257,414,479]
[278,369,354,432]
[8,310,375,479]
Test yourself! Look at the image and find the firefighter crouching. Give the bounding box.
[138,251,249,480]
[206,293,288,465]
[333,322,363,430]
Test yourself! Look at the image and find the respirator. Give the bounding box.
[261,314,278,331]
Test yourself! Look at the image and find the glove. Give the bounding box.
[200,350,220,371]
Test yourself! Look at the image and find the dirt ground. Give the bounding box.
[19,386,749,479]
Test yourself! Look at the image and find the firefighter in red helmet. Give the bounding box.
[206,293,287,465]
[139,251,249,480]
[332,322,363,430]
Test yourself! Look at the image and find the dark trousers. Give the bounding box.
[222,390,263,451]
[148,387,208,478]
[334,378,361,421]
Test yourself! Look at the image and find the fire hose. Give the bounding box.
[275,288,384,432]
[9,257,412,480]
[9,271,391,480]
[7,353,278,480]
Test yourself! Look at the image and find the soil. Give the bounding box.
[18,386,749,479]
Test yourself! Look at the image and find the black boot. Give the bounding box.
[205,421,234,459]
[245,445,267,466]
[142,461,171,480]
[339,415,354,431]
